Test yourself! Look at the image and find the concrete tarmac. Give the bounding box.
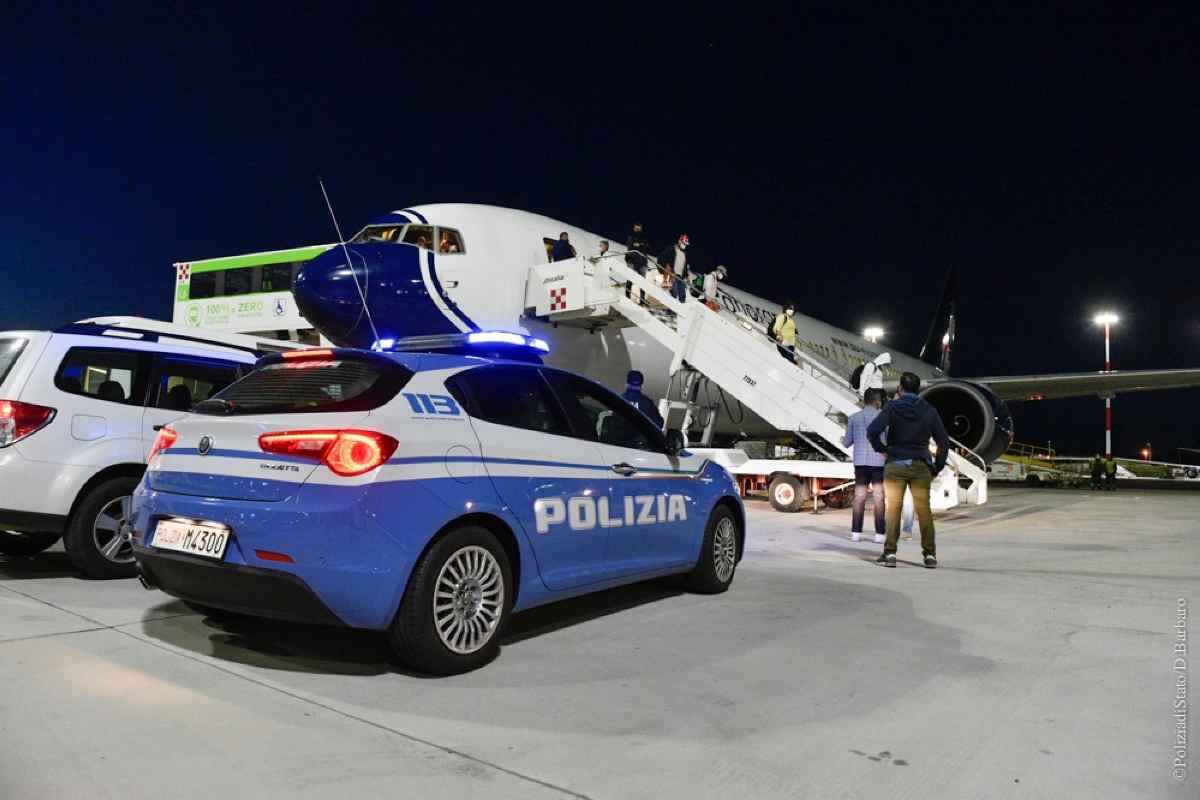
[1,486,1195,799]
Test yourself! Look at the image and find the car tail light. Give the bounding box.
[148,425,178,462]
[258,429,398,477]
[0,400,56,447]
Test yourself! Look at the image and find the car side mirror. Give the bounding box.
[664,429,686,456]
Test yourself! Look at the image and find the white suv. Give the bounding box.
[0,317,303,578]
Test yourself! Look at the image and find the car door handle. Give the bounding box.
[153,424,164,431]
[611,463,638,476]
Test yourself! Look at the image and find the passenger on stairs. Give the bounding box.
[625,223,651,274]
[597,240,610,257]
[842,388,888,543]
[622,370,665,429]
[658,234,691,303]
[702,265,726,311]
[551,232,577,262]
[771,303,797,362]
[855,352,891,401]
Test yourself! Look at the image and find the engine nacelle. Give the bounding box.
[919,380,1014,464]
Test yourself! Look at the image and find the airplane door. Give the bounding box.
[447,365,613,591]
[543,371,700,576]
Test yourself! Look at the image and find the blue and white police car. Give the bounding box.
[131,334,744,674]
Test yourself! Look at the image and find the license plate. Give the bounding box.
[152,518,230,560]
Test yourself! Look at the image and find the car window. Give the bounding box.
[152,356,241,411]
[0,338,27,386]
[447,366,569,436]
[54,348,148,406]
[195,357,411,415]
[544,371,665,452]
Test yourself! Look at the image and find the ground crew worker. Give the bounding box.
[1090,454,1104,489]
[842,388,887,543]
[772,303,797,362]
[623,370,664,429]
[1105,455,1118,490]
[867,371,950,569]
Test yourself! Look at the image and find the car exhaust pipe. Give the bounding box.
[137,571,155,591]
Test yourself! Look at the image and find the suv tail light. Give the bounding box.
[148,425,179,462]
[0,400,56,447]
[258,430,398,477]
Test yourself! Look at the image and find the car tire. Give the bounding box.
[686,504,741,594]
[768,474,808,512]
[65,477,140,579]
[0,530,61,557]
[388,525,513,676]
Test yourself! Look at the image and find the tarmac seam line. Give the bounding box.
[110,625,594,800]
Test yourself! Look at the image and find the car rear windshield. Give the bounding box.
[193,358,411,415]
[0,338,28,386]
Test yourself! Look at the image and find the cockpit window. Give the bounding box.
[352,226,403,244]
[401,225,434,250]
[436,228,465,254]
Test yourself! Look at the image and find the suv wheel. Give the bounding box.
[686,504,741,593]
[0,530,61,557]
[388,525,512,675]
[65,477,140,579]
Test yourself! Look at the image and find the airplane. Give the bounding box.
[290,203,1200,465]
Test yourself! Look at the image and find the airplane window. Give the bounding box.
[436,228,465,254]
[402,225,435,250]
[351,226,403,244]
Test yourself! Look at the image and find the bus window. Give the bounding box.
[190,271,218,299]
[223,266,256,296]
[437,228,465,254]
[402,225,434,250]
[261,262,297,293]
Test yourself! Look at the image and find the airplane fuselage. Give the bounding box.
[293,203,947,438]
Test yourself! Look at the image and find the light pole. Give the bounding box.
[1093,311,1119,458]
[863,326,884,344]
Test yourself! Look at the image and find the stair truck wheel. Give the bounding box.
[768,474,809,513]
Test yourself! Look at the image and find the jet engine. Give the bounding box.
[919,381,1014,464]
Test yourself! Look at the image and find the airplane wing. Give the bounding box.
[964,368,1200,401]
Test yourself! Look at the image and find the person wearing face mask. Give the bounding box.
[772,302,798,362]
[658,233,691,303]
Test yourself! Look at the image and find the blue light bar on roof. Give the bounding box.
[381,331,551,356]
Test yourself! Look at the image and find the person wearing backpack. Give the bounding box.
[772,303,797,362]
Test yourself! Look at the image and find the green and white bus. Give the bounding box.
[172,244,333,344]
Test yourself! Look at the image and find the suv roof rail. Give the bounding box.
[60,317,312,358]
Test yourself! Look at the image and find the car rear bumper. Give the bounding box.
[0,508,68,534]
[130,480,431,630]
[134,545,346,626]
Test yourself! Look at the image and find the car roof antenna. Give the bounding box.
[318,178,381,348]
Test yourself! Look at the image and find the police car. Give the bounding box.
[131,334,744,675]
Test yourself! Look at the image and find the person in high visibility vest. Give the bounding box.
[772,303,797,362]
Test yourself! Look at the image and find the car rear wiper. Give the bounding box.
[193,398,237,415]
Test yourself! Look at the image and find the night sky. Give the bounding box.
[5,4,1199,459]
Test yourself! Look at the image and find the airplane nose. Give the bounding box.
[293,243,466,348]
[293,247,376,347]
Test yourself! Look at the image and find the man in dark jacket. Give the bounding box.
[622,370,664,429]
[551,232,576,262]
[867,371,950,568]
[625,223,650,274]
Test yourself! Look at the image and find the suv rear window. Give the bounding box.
[194,358,411,415]
[0,338,27,386]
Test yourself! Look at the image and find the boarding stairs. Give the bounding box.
[524,255,987,507]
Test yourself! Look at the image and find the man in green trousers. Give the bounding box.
[866,372,950,568]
